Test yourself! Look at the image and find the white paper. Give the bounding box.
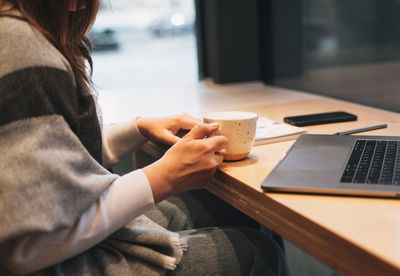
[254,117,307,146]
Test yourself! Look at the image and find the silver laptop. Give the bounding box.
[261,134,400,198]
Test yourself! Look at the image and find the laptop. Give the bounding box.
[261,134,400,198]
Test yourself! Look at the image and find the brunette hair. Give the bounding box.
[0,0,99,90]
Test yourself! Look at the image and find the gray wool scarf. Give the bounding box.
[0,116,186,275]
[45,215,187,276]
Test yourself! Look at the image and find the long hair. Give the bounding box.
[0,0,100,90]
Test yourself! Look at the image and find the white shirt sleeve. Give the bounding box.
[102,119,148,168]
[0,169,155,275]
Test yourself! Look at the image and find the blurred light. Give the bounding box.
[171,13,185,26]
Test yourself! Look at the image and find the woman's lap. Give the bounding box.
[145,188,259,231]
[170,227,288,276]
[146,189,289,276]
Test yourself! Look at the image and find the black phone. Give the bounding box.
[284,111,357,126]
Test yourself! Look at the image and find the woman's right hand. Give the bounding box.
[143,123,229,203]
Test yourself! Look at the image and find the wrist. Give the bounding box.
[136,116,154,141]
[143,159,175,203]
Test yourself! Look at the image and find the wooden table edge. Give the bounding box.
[208,170,400,276]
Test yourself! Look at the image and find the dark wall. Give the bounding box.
[196,0,260,84]
[260,0,302,81]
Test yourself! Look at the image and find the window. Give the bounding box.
[197,0,400,112]
[90,0,197,119]
[268,0,400,112]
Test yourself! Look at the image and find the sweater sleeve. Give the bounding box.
[0,169,155,275]
[0,115,155,275]
[102,120,149,168]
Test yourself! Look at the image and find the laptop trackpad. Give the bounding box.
[279,145,349,172]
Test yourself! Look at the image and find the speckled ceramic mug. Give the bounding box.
[203,111,258,161]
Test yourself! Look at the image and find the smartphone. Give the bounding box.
[284,111,357,126]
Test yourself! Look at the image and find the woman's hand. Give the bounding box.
[136,113,201,145]
[143,123,229,203]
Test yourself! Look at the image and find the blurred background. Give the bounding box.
[91,0,197,92]
[273,0,400,112]
[91,0,400,114]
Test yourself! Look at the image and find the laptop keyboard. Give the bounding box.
[340,139,400,185]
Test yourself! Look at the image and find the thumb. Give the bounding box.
[184,123,220,140]
[161,129,180,145]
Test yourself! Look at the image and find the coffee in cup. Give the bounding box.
[203,111,258,161]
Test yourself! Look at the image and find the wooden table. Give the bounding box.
[204,92,400,276]
[102,81,400,276]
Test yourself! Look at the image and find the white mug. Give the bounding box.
[203,111,258,161]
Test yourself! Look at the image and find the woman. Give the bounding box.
[0,0,289,275]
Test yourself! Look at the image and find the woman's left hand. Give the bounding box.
[136,113,202,145]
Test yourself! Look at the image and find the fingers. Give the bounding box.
[206,135,229,152]
[161,130,180,145]
[184,123,220,140]
[214,151,224,165]
[177,113,202,130]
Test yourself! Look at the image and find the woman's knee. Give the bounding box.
[169,227,289,276]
